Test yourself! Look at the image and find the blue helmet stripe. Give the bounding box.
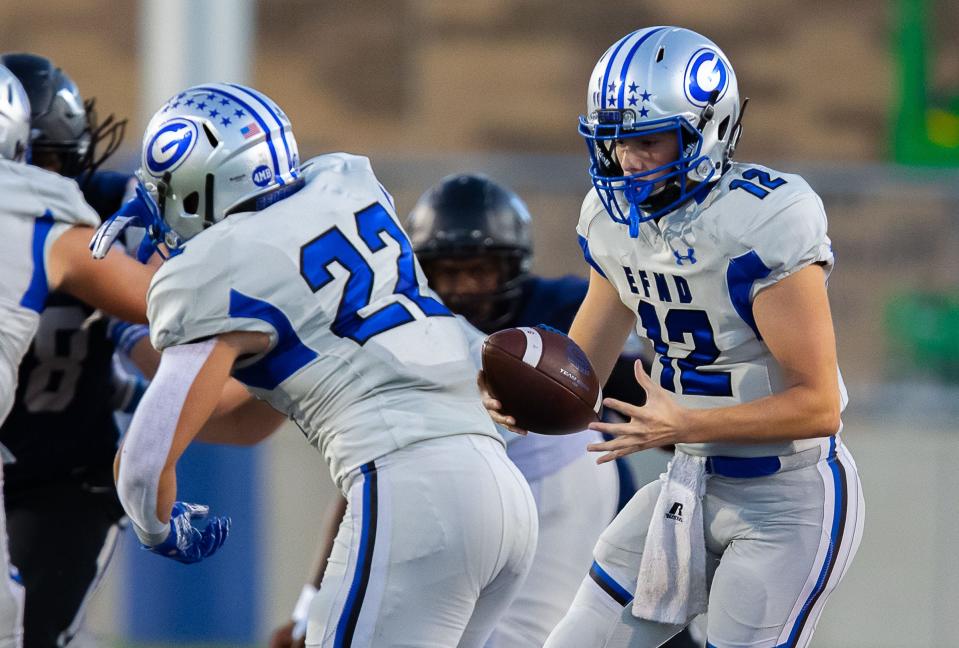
[617,27,667,109]
[600,33,633,109]
[194,85,285,186]
[227,83,297,179]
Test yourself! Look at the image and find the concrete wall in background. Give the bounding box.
[1,0,939,161]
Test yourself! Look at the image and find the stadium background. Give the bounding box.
[2,0,958,645]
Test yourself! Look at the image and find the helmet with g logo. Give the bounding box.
[137,82,300,253]
[579,27,743,235]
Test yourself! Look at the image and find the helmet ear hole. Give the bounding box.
[717,116,730,141]
[183,191,200,215]
[656,47,665,62]
[201,122,219,148]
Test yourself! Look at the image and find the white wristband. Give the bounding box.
[292,583,318,623]
[291,583,317,640]
[131,519,171,547]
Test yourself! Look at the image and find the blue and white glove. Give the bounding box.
[89,183,158,260]
[144,501,231,564]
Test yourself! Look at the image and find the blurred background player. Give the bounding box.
[0,63,152,648]
[0,52,151,648]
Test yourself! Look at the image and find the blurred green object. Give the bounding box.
[885,291,959,381]
[892,0,959,166]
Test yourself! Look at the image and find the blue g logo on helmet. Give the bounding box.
[145,119,198,174]
[251,164,273,187]
[684,48,728,106]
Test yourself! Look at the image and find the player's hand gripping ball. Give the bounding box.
[481,326,601,434]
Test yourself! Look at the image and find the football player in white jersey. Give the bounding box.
[269,174,624,648]
[483,27,865,648]
[99,83,537,648]
[0,65,153,648]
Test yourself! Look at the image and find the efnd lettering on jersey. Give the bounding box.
[684,48,728,107]
[146,118,198,174]
[251,164,273,187]
[623,266,694,304]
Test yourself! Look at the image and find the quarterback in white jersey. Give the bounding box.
[104,83,536,648]
[481,28,865,648]
[0,65,152,648]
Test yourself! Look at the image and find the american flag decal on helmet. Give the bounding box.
[240,122,261,139]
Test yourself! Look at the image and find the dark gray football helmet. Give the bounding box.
[406,173,533,331]
[0,52,125,182]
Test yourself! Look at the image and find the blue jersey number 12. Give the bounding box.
[730,168,786,200]
[299,203,451,344]
[637,301,732,397]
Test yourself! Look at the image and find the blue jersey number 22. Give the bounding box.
[299,203,451,344]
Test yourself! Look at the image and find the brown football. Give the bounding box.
[481,326,602,435]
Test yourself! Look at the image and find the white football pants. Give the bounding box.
[485,451,618,648]
[306,434,537,648]
[545,437,865,648]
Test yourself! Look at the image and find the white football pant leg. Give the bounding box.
[306,435,537,648]
[486,452,618,648]
[544,478,688,648]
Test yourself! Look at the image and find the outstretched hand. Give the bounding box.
[89,183,158,260]
[476,370,528,435]
[144,501,231,564]
[586,360,688,463]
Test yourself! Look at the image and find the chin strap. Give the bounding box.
[694,89,720,130]
[725,97,749,162]
[628,204,641,238]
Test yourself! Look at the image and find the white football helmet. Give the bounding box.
[579,26,743,235]
[0,64,31,162]
[137,82,300,253]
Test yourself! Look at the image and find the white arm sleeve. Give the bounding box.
[116,339,217,545]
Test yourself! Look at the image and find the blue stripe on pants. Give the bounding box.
[778,437,847,647]
[335,462,378,647]
[589,560,633,607]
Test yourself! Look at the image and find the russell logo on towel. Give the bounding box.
[665,502,684,522]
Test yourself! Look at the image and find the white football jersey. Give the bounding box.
[0,159,100,422]
[578,162,847,458]
[148,153,501,486]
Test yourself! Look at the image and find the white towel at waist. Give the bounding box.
[632,450,708,625]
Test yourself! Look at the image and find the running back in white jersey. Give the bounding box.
[0,159,99,422]
[147,153,501,486]
[578,162,847,458]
